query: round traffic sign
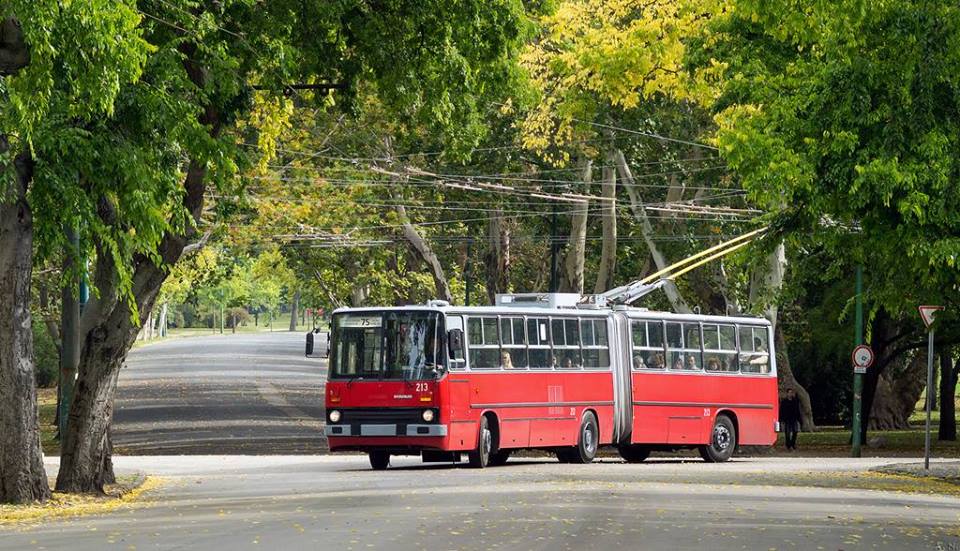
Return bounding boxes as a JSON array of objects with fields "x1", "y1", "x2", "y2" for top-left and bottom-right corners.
[{"x1": 852, "y1": 345, "x2": 874, "y2": 369}]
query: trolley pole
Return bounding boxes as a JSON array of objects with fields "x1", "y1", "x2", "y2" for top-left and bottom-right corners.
[{"x1": 851, "y1": 265, "x2": 864, "y2": 458}]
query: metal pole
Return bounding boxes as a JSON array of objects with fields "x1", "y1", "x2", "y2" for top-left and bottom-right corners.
[
  {"x1": 59, "y1": 229, "x2": 80, "y2": 442},
  {"x1": 925, "y1": 328, "x2": 935, "y2": 470},
  {"x1": 851, "y1": 265, "x2": 864, "y2": 458}
]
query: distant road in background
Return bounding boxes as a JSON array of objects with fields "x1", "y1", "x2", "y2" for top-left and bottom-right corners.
[{"x1": 113, "y1": 332, "x2": 327, "y2": 455}]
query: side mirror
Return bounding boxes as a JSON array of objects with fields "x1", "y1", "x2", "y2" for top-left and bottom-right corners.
[
  {"x1": 305, "y1": 331, "x2": 315, "y2": 357},
  {"x1": 447, "y1": 328, "x2": 464, "y2": 359}
]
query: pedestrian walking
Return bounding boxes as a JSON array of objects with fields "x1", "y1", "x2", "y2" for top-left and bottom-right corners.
[{"x1": 780, "y1": 388, "x2": 801, "y2": 450}]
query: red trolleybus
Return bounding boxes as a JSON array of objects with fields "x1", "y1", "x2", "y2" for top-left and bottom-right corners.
[{"x1": 321, "y1": 294, "x2": 778, "y2": 469}]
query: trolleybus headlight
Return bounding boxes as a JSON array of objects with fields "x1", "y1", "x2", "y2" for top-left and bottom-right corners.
[
  {"x1": 421, "y1": 409, "x2": 435, "y2": 422},
  {"x1": 328, "y1": 410, "x2": 341, "y2": 423}
]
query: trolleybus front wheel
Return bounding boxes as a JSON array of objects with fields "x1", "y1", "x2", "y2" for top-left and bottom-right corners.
[
  {"x1": 699, "y1": 415, "x2": 736, "y2": 463},
  {"x1": 468, "y1": 416, "x2": 493, "y2": 468},
  {"x1": 369, "y1": 451, "x2": 390, "y2": 470}
]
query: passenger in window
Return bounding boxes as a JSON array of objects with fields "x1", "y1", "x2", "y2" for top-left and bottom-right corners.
[
  {"x1": 633, "y1": 355, "x2": 646, "y2": 369},
  {"x1": 501, "y1": 351, "x2": 514, "y2": 369},
  {"x1": 651, "y1": 353, "x2": 665, "y2": 369},
  {"x1": 749, "y1": 338, "x2": 770, "y2": 372},
  {"x1": 685, "y1": 355, "x2": 699, "y2": 370},
  {"x1": 706, "y1": 357, "x2": 720, "y2": 371},
  {"x1": 672, "y1": 357, "x2": 684, "y2": 370},
  {"x1": 562, "y1": 356, "x2": 574, "y2": 369}
]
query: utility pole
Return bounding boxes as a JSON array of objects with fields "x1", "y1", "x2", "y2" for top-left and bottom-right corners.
[
  {"x1": 549, "y1": 207, "x2": 558, "y2": 293},
  {"x1": 851, "y1": 265, "x2": 864, "y2": 457},
  {"x1": 465, "y1": 239, "x2": 473, "y2": 306}
]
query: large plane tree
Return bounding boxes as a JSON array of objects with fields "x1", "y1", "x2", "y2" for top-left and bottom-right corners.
[{"x1": 1, "y1": 0, "x2": 528, "y2": 497}]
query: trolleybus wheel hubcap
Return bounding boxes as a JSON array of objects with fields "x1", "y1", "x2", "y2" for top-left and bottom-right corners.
[
  {"x1": 714, "y1": 425, "x2": 731, "y2": 450},
  {"x1": 482, "y1": 428, "x2": 492, "y2": 456},
  {"x1": 584, "y1": 424, "x2": 596, "y2": 454}
]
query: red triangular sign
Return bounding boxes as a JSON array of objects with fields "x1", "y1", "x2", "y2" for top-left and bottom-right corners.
[{"x1": 919, "y1": 305, "x2": 943, "y2": 328}]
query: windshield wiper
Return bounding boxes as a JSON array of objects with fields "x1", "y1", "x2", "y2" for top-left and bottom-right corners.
[
  {"x1": 401, "y1": 366, "x2": 415, "y2": 389},
  {"x1": 346, "y1": 375, "x2": 363, "y2": 389}
]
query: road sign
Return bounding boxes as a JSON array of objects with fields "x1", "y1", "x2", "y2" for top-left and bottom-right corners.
[
  {"x1": 918, "y1": 305, "x2": 943, "y2": 328},
  {"x1": 919, "y1": 305, "x2": 944, "y2": 470},
  {"x1": 851, "y1": 344, "x2": 874, "y2": 374}
]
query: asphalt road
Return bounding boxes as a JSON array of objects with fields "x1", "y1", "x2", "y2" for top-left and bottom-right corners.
[
  {"x1": 113, "y1": 332, "x2": 327, "y2": 454},
  {"x1": 6, "y1": 456, "x2": 960, "y2": 550}
]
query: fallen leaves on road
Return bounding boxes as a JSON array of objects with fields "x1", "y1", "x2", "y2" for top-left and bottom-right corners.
[{"x1": 0, "y1": 476, "x2": 162, "y2": 525}]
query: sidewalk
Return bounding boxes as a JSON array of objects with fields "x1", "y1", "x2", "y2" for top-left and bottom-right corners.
[{"x1": 873, "y1": 461, "x2": 960, "y2": 484}]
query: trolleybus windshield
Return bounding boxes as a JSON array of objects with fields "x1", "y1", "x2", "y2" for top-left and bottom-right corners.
[{"x1": 330, "y1": 312, "x2": 442, "y2": 381}]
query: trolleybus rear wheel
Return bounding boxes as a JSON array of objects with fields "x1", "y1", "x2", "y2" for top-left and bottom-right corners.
[
  {"x1": 468, "y1": 416, "x2": 493, "y2": 468},
  {"x1": 699, "y1": 415, "x2": 736, "y2": 463},
  {"x1": 369, "y1": 451, "x2": 390, "y2": 470},
  {"x1": 570, "y1": 411, "x2": 599, "y2": 464},
  {"x1": 617, "y1": 444, "x2": 650, "y2": 463},
  {"x1": 488, "y1": 449, "x2": 511, "y2": 466}
]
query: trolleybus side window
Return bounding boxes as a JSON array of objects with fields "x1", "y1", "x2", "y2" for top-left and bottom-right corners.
[
  {"x1": 527, "y1": 317, "x2": 552, "y2": 369},
  {"x1": 446, "y1": 315, "x2": 466, "y2": 370},
  {"x1": 551, "y1": 317, "x2": 581, "y2": 369},
  {"x1": 667, "y1": 322, "x2": 702, "y2": 371},
  {"x1": 631, "y1": 320, "x2": 666, "y2": 369},
  {"x1": 500, "y1": 316, "x2": 528, "y2": 369},
  {"x1": 739, "y1": 326, "x2": 770, "y2": 374},
  {"x1": 581, "y1": 319, "x2": 610, "y2": 368},
  {"x1": 703, "y1": 323, "x2": 738, "y2": 372},
  {"x1": 467, "y1": 317, "x2": 500, "y2": 369}
]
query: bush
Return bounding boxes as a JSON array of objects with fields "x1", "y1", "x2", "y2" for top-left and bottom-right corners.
[
  {"x1": 32, "y1": 320, "x2": 59, "y2": 388},
  {"x1": 226, "y1": 307, "x2": 252, "y2": 328}
]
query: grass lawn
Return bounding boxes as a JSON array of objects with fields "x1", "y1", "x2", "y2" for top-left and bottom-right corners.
[
  {"x1": 37, "y1": 387, "x2": 59, "y2": 456},
  {"x1": 780, "y1": 427, "x2": 960, "y2": 457}
]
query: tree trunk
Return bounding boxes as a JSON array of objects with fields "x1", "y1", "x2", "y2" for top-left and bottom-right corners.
[
  {"x1": 350, "y1": 285, "x2": 368, "y2": 307},
  {"x1": 868, "y1": 350, "x2": 927, "y2": 430},
  {"x1": 593, "y1": 158, "x2": 617, "y2": 294},
  {"x1": 157, "y1": 302, "x2": 168, "y2": 338},
  {"x1": 614, "y1": 149, "x2": 690, "y2": 313},
  {"x1": 774, "y1": 324, "x2": 815, "y2": 432},
  {"x1": 560, "y1": 161, "x2": 590, "y2": 294},
  {"x1": 938, "y1": 351, "x2": 956, "y2": 441},
  {"x1": 288, "y1": 289, "x2": 300, "y2": 331},
  {"x1": 484, "y1": 210, "x2": 510, "y2": 304},
  {"x1": 763, "y1": 243, "x2": 815, "y2": 431},
  {"x1": 395, "y1": 203, "x2": 453, "y2": 303},
  {"x1": 0, "y1": 148, "x2": 51, "y2": 503},
  {"x1": 57, "y1": 42, "x2": 219, "y2": 490}
]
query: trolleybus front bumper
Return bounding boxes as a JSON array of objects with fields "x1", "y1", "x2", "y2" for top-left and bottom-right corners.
[{"x1": 324, "y1": 424, "x2": 448, "y2": 437}]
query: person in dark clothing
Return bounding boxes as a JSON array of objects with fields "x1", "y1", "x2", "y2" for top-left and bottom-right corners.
[{"x1": 780, "y1": 388, "x2": 802, "y2": 450}]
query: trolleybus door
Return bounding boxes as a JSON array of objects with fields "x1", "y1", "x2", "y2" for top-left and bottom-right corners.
[{"x1": 611, "y1": 311, "x2": 633, "y2": 444}]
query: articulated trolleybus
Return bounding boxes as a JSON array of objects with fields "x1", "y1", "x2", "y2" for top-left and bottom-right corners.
[{"x1": 323, "y1": 293, "x2": 778, "y2": 470}]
